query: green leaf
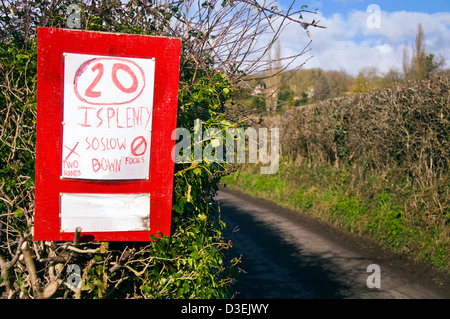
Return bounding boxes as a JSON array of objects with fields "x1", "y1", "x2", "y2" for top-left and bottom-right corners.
[
  {"x1": 14, "y1": 208, "x2": 23, "y2": 218},
  {"x1": 220, "y1": 119, "x2": 231, "y2": 127},
  {"x1": 190, "y1": 250, "x2": 200, "y2": 260},
  {"x1": 140, "y1": 284, "x2": 151, "y2": 294}
]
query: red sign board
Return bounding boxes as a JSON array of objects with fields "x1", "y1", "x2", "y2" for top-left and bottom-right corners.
[{"x1": 34, "y1": 27, "x2": 181, "y2": 241}]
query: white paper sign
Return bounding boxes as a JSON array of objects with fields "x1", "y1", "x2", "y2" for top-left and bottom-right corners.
[
  {"x1": 60, "y1": 193, "x2": 150, "y2": 232},
  {"x1": 62, "y1": 53, "x2": 155, "y2": 180}
]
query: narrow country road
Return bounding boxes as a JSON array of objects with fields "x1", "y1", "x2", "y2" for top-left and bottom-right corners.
[{"x1": 217, "y1": 188, "x2": 450, "y2": 299}]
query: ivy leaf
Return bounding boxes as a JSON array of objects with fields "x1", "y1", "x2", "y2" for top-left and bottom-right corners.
[
  {"x1": 220, "y1": 119, "x2": 231, "y2": 127},
  {"x1": 14, "y1": 209, "x2": 23, "y2": 218},
  {"x1": 190, "y1": 250, "x2": 200, "y2": 260}
]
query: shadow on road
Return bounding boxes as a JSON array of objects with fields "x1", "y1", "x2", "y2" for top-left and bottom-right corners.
[
  {"x1": 220, "y1": 197, "x2": 357, "y2": 299},
  {"x1": 217, "y1": 188, "x2": 450, "y2": 299}
]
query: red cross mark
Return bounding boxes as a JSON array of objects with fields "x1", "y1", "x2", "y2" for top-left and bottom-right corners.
[{"x1": 64, "y1": 142, "x2": 80, "y2": 161}]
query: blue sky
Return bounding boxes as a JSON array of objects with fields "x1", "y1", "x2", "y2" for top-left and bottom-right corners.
[
  {"x1": 310, "y1": 0, "x2": 450, "y2": 15},
  {"x1": 275, "y1": 0, "x2": 450, "y2": 75}
]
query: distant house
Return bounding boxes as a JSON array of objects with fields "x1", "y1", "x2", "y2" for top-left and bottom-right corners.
[
  {"x1": 307, "y1": 85, "x2": 315, "y2": 98},
  {"x1": 252, "y1": 85, "x2": 265, "y2": 96}
]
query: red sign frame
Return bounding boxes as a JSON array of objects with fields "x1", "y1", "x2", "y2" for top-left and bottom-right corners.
[{"x1": 34, "y1": 27, "x2": 181, "y2": 241}]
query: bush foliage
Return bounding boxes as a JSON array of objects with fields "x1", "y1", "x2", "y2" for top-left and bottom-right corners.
[
  {"x1": 0, "y1": 0, "x2": 241, "y2": 299},
  {"x1": 275, "y1": 70, "x2": 449, "y2": 225}
]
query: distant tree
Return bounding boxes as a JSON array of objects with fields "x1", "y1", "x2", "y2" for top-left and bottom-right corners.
[
  {"x1": 325, "y1": 70, "x2": 353, "y2": 97},
  {"x1": 402, "y1": 42, "x2": 410, "y2": 80},
  {"x1": 411, "y1": 23, "x2": 427, "y2": 80},
  {"x1": 424, "y1": 53, "x2": 446, "y2": 76},
  {"x1": 403, "y1": 23, "x2": 445, "y2": 81},
  {"x1": 380, "y1": 68, "x2": 403, "y2": 88},
  {"x1": 265, "y1": 40, "x2": 282, "y2": 113},
  {"x1": 352, "y1": 66, "x2": 380, "y2": 93},
  {"x1": 314, "y1": 71, "x2": 331, "y2": 100}
]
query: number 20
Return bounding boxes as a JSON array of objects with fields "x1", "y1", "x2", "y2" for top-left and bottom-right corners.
[
  {"x1": 74, "y1": 57, "x2": 146, "y2": 105},
  {"x1": 85, "y1": 62, "x2": 139, "y2": 98}
]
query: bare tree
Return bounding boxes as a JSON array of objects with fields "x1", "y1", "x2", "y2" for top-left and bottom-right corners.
[
  {"x1": 402, "y1": 41, "x2": 410, "y2": 80},
  {"x1": 403, "y1": 23, "x2": 445, "y2": 81},
  {"x1": 265, "y1": 40, "x2": 283, "y2": 113},
  {"x1": 411, "y1": 23, "x2": 427, "y2": 81},
  {"x1": 168, "y1": 0, "x2": 322, "y2": 79}
]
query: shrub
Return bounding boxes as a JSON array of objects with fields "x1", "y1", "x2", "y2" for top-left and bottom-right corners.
[{"x1": 0, "y1": 0, "x2": 237, "y2": 299}]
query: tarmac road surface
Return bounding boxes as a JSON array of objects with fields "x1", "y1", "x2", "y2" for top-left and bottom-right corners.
[{"x1": 217, "y1": 188, "x2": 450, "y2": 299}]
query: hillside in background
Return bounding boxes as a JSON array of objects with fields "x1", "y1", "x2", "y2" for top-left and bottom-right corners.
[
  {"x1": 236, "y1": 65, "x2": 446, "y2": 112},
  {"x1": 235, "y1": 23, "x2": 446, "y2": 113}
]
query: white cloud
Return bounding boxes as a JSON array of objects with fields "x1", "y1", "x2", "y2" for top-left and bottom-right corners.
[
  {"x1": 376, "y1": 43, "x2": 393, "y2": 54},
  {"x1": 278, "y1": 8, "x2": 450, "y2": 76}
]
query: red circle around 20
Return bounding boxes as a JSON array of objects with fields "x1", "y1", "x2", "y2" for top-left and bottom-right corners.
[{"x1": 74, "y1": 57, "x2": 146, "y2": 106}]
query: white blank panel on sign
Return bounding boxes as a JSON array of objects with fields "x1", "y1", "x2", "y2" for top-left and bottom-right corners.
[{"x1": 60, "y1": 193, "x2": 150, "y2": 232}]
